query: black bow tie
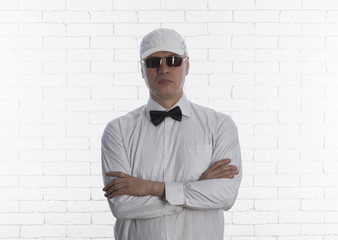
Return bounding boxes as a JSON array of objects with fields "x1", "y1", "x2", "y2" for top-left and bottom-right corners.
[{"x1": 150, "y1": 106, "x2": 182, "y2": 126}]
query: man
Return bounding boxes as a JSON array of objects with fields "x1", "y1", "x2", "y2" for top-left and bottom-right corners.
[{"x1": 101, "y1": 28, "x2": 242, "y2": 240}]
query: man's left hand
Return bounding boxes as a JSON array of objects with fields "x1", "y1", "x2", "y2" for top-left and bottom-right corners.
[{"x1": 103, "y1": 172, "x2": 164, "y2": 199}]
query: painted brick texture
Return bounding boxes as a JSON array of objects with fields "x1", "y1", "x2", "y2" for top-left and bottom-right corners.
[{"x1": 1, "y1": 0, "x2": 338, "y2": 239}]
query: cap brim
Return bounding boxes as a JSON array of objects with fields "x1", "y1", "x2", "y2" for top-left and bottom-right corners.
[{"x1": 141, "y1": 46, "x2": 185, "y2": 59}]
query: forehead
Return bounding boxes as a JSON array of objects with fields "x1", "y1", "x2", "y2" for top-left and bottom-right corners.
[{"x1": 147, "y1": 51, "x2": 181, "y2": 58}]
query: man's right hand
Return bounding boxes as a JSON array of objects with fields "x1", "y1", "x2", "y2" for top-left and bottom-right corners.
[{"x1": 199, "y1": 158, "x2": 239, "y2": 181}]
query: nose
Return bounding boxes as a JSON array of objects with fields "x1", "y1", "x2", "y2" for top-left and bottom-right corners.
[{"x1": 158, "y1": 58, "x2": 170, "y2": 73}]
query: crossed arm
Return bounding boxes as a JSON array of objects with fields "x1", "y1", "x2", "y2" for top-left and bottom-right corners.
[{"x1": 103, "y1": 158, "x2": 239, "y2": 199}]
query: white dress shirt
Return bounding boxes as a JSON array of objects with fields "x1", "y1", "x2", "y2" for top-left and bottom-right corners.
[{"x1": 101, "y1": 95, "x2": 242, "y2": 240}]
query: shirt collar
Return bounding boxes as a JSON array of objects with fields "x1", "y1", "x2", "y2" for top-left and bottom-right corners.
[{"x1": 146, "y1": 94, "x2": 192, "y2": 120}]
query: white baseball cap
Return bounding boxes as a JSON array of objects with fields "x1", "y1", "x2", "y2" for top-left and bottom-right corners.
[{"x1": 140, "y1": 28, "x2": 188, "y2": 60}]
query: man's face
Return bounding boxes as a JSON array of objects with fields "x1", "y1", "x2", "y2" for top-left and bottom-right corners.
[{"x1": 141, "y1": 51, "x2": 189, "y2": 106}]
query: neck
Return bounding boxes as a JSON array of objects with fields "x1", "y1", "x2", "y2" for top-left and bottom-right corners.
[{"x1": 151, "y1": 93, "x2": 183, "y2": 109}]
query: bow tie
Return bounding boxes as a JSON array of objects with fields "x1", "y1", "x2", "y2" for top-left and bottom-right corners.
[{"x1": 150, "y1": 106, "x2": 182, "y2": 126}]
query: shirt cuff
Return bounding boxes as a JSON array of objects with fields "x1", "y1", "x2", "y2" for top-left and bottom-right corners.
[{"x1": 165, "y1": 182, "x2": 185, "y2": 206}]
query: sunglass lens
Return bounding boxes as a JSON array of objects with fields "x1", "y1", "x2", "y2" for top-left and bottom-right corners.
[{"x1": 145, "y1": 58, "x2": 161, "y2": 68}]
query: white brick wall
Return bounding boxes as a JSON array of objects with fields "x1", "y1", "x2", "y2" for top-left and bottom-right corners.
[{"x1": 1, "y1": 0, "x2": 338, "y2": 238}]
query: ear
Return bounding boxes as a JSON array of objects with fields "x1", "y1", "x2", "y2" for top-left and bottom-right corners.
[
  {"x1": 140, "y1": 61, "x2": 145, "y2": 79},
  {"x1": 185, "y1": 57, "x2": 190, "y2": 76}
]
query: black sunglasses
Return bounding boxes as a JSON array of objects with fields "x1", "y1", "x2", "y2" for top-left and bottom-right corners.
[{"x1": 142, "y1": 56, "x2": 187, "y2": 68}]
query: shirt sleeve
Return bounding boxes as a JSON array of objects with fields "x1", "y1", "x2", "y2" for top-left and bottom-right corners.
[
  {"x1": 165, "y1": 115, "x2": 242, "y2": 210},
  {"x1": 101, "y1": 119, "x2": 182, "y2": 220}
]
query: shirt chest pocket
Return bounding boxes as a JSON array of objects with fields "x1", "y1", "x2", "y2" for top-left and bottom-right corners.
[{"x1": 184, "y1": 144, "x2": 213, "y2": 181}]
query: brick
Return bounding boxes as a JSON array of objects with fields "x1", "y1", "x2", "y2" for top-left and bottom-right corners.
[
  {"x1": 326, "y1": 137, "x2": 338, "y2": 149},
  {"x1": 68, "y1": 100, "x2": 114, "y2": 111},
  {"x1": 114, "y1": 0, "x2": 160, "y2": 10},
  {"x1": 325, "y1": 188, "x2": 338, "y2": 198},
  {"x1": 279, "y1": 136, "x2": 323, "y2": 149},
  {"x1": 278, "y1": 112, "x2": 324, "y2": 124},
  {"x1": 67, "y1": 24, "x2": 114, "y2": 36},
  {"x1": 20, "y1": 74, "x2": 66, "y2": 87},
  {"x1": 234, "y1": 10, "x2": 279, "y2": 22},
  {"x1": 254, "y1": 149, "x2": 300, "y2": 162},
  {"x1": 138, "y1": 11, "x2": 185, "y2": 22},
  {"x1": 0, "y1": 150, "x2": 18, "y2": 161},
  {"x1": 21, "y1": 176, "x2": 66, "y2": 187},
  {"x1": 114, "y1": 23, "x2": 160, "y2": 36},
  {"x1": 0, "y1": 87, "x2": 43, "y2": 100},
  {"x1": 327, "y1": 62, "x2": 338, "y2": 73},
  {"x1": 302, "y1": 124, "x2": 338, "y2": 136},
  {"x1": 91, "y1": 112, "x2": 119, "y2": 124},
  {"x1": 67, "y1": 176, "x2": 102, "y2": 187},
  {"x1": 0, "y1": 23, "x2": 19, "y2": 36},
  {"x1": 92, "y1": 212, "x2": 116, "y2": 224},
  {"x1": 303, "y1": 24, "x2": 338, "y2": 36},
  {"x1": 20, "y1": 49, "x2": 66, "y2": 61},
  {"x1": 232, "y1": 36, "x2": 278, "y2": 48},
  {"x1": 208, "y1": 0, "x2": 254, "y2": 9},
  {"x1": 0, "y1": 162, "x2": 43, "y2": 175},
  {"x1": 91, "y1": 11, "x2": 137, "y2": 23},
  {"x1": 279, "y1": 187, "x2": 324, "y2": 199},
  {"x1": 0, "y1": 36, "x2": 42, "y2": 49},
  {"x1": 0, "y1": 126, "x2": 19, "y2": 137},
  {"x1": 254, "y1": 175, "x2": 299, "y2": 187},
  {"x1": 0, "y1": 0, "x2": 18, "y2": 9},
  {"x1": 302, "y1": 49, "x2": 338, "y2": 61},
  {"x1": 44, "y1": 37, "x2": 89, "y2": 49},
  {"x1": 186, "y1": 11, "x2": 232, "y2": 22},
  {"x1": 0, "y1": 176, "x2": 19, "y2": 187},
  {"x1": 20, "y1": 23, "x2": 65, "y2": 36},
  {"x1": 279, "y1": 36, "x2": 324, "y2": 49},
  {"x1": 209, "y1": 74, "x2": 255, "y2": 86},
  {"x1": 67, "y1": 200, "x2": 108, "y2": 212},
  {"x1": 0, "y1": 62, "x2": 42, "y2": 74},
  {"x1": 303, "y1": 0, "x2": 338, "y2": 9},
  {"x1": 302, "y1": 200, "x2": 338, "y2": 211},
  {"x1": 44, "y1": 87, "x2": 90, "y2": 99},
  {"x1": 238, "y1": 187, "x2": 277, "y2": 199},
  {"x1": 19, "y1": 0, "x2": 65, "y2": 10},
  {"x1": 0, "y1": 100, "x2": 19, "y2": 111},
  {"x1": 279, "y1": 86, "x2": 325, "y2": 98},
  {"x1": 326, "y1": 36, "x2": 338, "y2": 48},
  {"x1": 68, "y1": 49, "x2": 114, "y2": 61},
  {"x1": 91, "y1": 36, "x2": 137, "y2": 49},
  {"x1": 186, "y1": 86, "x2": 232, "y2": 99},
  {"x1": 301, "y1": 150, "x2": 338, "y2": 161},
  {"x1": 301, "y1": 224, "x2": 338, "y2": 235},
  {"x1": 233, "y1": 86, "x2": 277, "y2": 98},
  {"x1": 0, "y1": 137, "x2": 42, "y2": 150},
  {"x1": 256, "y1": 23, "x2": 301, "y2": 35},
  {"x1": 0, "y1": 201, "x2": 19, "y2": 212},
  {"x1": 209, "y1": 23, "x2": 254, "y2": 35},
  {"x1": 67, "y1": 125, "x2": 105, "y2": 137},
  {"x1": 231, "y1": 112, "x2": 277, "y2": 124},
  {"x1": 255, "y1": 224, "x2": 300, "y2": 236},
  {"x1": 255, "y1": 199, "x2": 300, "y2": 211},
  {"x1": 222, "y1": 225, "x2": 255, "y2": 236},
  {"x1": 255, "y1": 49, "x2": 300, "y2": 61},
  {"x1": 45, "y1": 213, "x2": 91, "y2": 225},
  {"x1": 186, "y1": 36, "x2": 229, "y2": 49},
  {"x1": 161, "y1": 0, "x2": 206, "y2": 9},
  {"x1": 190, "y1": 61, "x2": 232, "y2": 74},
  {"x1": 20, "y1": 200, "x2": 66, "y2": 213},
  {"x1": 20, "y1": 100, "x2": 66, "y2": 112},
  {"x1": 0, "y1": 226, "x2": 19, "y2": 237},
  {"x1": 45, "y1": 162, "x2": 90, "y2": 175},
  {"x1": 325, "y1": 212, "x2": 338, "y2": 223},
  {"x1": 67, "y1": 150, "x2": 100, "y2": 162},
  {"x1": 0, "y1": 188, "x2": 43, "y2": 200},
  {"x1": 301, "y1": 175, "x2": 338, "y2": 187},
  {"x1": 256, "y1": 0, "x2": 301, "y2": 9},
  {"x1": 302, "y1": 99, "x2": 338, "y2": 111},
  {"x1": 21, "y1": 225, "x2": 66, "y2": 238},
  {"x1": 91, "y1": 61, "x2": 138, "y2": 73},
  {"x1": 209, "y1": 99, "x2": 254, "y2": 112},
  {"x1": 255, "y1": 99, "x2": 300, "y2": 111},
  {"x1": 255, "y1": 124, "x2": 299, "y2": 136},
  {"x1": 91, "y1": 86, "x2": 137, "y2": 99},
  {"x1": 280, "y1": 212, "x2": 324, "y2": 224},
  {"x1": 43, "y1": 62, "x2": 90, "y2": 73},
  {"x1": 44, "y1": 188, "x2": 90, "y2": 200},
  {"x1": 68, "y1": 225, "x2": 114, "y2": 237},
  {"x1": 280, "y1": 10, "x2": 325, "y2": 22},
  {"x1": 0, "y1": 213, "x2": 44, "y2": 225},
  {"x1": 209, "y1": 49, "x2": 254, "y2": 61},
  {"x1": 21, "y1": 125, "x2": 66, "y2": 137},
  {"x1": 257, "y1": 74, "x2": 301, "y2": 86},
  {"x1": 43, "y1": 11, "x2": 89, "y2": 22},
  {"x1": 44, "y1": 112, "x2": 89, "y2": 124},
  {"x1": 234, "y1": 62, "x2": 279, "y2": 73},
  {"x1": 66, "y1": 0, "x2": 112, "y2": 10},
  {"x1": 233, "y1": 212, "x2": 278, "y2": 224},
  {"x1": 278, "y1": 162, "x2": 323, "y2": 175}
]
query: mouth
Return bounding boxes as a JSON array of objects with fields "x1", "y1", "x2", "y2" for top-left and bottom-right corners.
[{"x1": 157, "y1": 78, "x2": 173, "y2": 84}]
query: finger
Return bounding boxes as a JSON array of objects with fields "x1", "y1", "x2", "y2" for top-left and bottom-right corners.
[
  {"x1": 104, "y1": 182, "x2": 128, "y2": 197},
  {"x1": 105, "y1": 171, "x2": 128, "y2": 178},
  {"x1": 103, "y1": 177, "x2": 123, "y2": 191},
  {"x1": 106, "y1": 187, "x2": 128, "y2": 199},
  {"x1": 212, "y1": 165, "x2": 237, "y2": 175},
  {"x1": 215, "y1": 169, "x2": 239, "y2": 179},
  {"x1": 210, "y1": 159, "x2": 231, "y2": 171}
]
